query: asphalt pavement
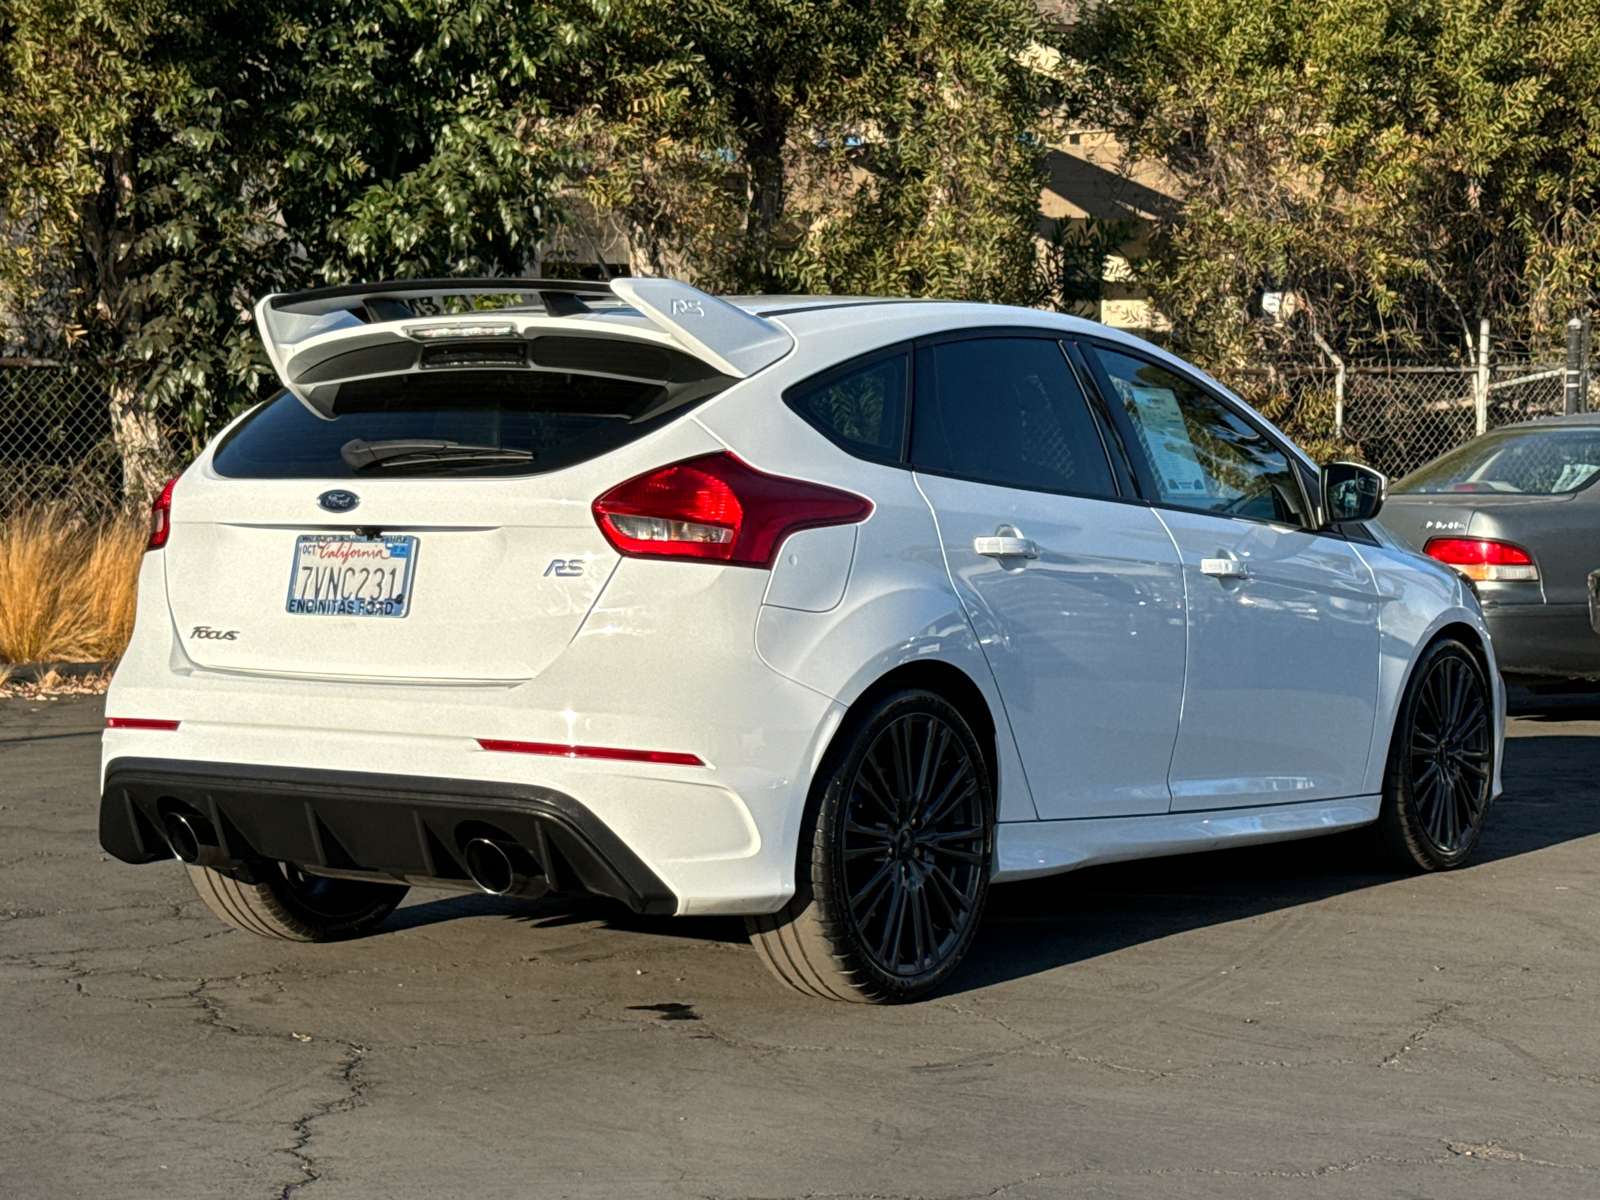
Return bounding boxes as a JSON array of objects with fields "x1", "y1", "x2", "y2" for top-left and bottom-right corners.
[{"x1": 2, "y1": 692, "x2": 1597, "y2": 1199}]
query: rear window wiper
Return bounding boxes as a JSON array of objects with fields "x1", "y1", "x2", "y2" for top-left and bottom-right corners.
[{"x1": 340, "y1": 438, "x2": 535, "y2": 471}]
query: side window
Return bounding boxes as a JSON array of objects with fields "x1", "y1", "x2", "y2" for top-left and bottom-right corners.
[
  {"x1": 784, "y1": 350, "x2": 908, "y2": 464},
  {"x1": 910, "y1": 337, "x2": 1117, "y2": 498},
  {"x1": 1092, "y1": 346, "x2": 1309, "y2": 526}
]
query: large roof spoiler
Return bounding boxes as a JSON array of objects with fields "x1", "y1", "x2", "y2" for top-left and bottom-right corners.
[{"x1": 253, "y1": 277, "x2": 794, "y2": 417}]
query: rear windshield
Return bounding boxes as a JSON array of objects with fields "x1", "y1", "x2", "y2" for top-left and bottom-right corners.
[
  {"x1": 1393, "y1": 426, "x2": 1600, "y2": 496},
  {"x1": 212, "y1": 367, "x2": 729, "y2": 479}
]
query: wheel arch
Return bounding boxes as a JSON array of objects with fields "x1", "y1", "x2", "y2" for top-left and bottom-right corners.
[{"x1": 839, "y1": 659, "x2": 1000, "y2": 791}]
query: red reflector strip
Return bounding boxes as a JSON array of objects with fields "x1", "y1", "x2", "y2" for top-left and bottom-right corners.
[
  {"x1": 106, "y1": 717, "x2": 181, "y2": 731},
  {"x1": 476, "y1": 738, "x2": 704, "y2": 767}
]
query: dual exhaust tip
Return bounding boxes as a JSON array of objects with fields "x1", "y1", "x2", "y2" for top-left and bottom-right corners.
[
  {"x1": 162, "y1": 810, "x2": 231, "y2": 869},
  {"x1": 163, "y1": 808, "x2": 548, "y2": 901},
  {"x1": 463, "y1": 837, "x2": 549, "y2": 899}
]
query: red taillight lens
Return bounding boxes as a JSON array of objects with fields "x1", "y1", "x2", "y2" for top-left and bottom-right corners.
[
  {"x1": 147, "y1": 476, "x2": 179, "y2": 551},
  {"x1": 592, "y1": 452, "x2": 873, "y2": 567},
  {"x1": 105, "y1": 717, "x2": 181, "y2": 731},
  {"x1": 1424, "y1": 537, "x2": 1540, "y2": 582}
]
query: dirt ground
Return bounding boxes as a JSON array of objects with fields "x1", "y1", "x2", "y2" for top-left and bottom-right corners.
[{"x1": 2, "y1": 692, "x2": 1596, "y2": 1199}]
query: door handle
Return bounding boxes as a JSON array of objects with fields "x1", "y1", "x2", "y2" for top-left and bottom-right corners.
[
  {"x1": 1200, "y1": 556, "x2": 1249, "y2": 579},
  {"x1": 974, "y1": 536, "x2": 1039, "y2": 559}
]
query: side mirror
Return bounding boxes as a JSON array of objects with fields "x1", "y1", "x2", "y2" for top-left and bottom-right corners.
[{"x1": 1321, "y1": 461, "x2": 1386, "y2": 526}]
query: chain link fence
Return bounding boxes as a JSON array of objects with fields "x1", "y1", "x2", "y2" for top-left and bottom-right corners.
[
  {"x1": 2, "y1": 355, "x2": 1596, "y2": 515},
  {"x1": 0, "y1": 360, "x2": 179, "y2": 517},
  {"x1": 1223, "y1": 360, "x2": 1595, "y2": 481}
]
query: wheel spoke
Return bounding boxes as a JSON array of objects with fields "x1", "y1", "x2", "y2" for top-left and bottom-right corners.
[
  {"x1": 849, "y1": 859, "x2": 896, "y2": 920},
  {"x1": 924, "y1": 864, "x2": 965, "y2": 926},
  {"x1": 932, "y1": 864, "x2": 975, "y2": 924},
  {"x1": 913, "y1": 724, "x2": 946, "y2": 807},
  {"x1": 908, "y1": 881, "x2": 929, "y2": 969},
  {"x1": 1421, "y1": 771, "x2": 1448, "y2": 845},
  {"x1": 923, "y1": 765, "x2": 977, "y2": 828}
]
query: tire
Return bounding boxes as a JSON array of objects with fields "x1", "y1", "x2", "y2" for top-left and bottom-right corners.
[
  {"x1": 747, "y1": 688, "x2": 994, "y2": 1003},
  {"x1": 185, "y1": 861, "x2": 408, "y2": 941},
  {"x1": 1367, "y1": 638, "x2": 1495, "y2": 872}
]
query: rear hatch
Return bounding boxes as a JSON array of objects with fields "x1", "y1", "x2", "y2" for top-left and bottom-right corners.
[
  {"x1": 158, "y1": 277, "x2": 799, "y2": 683},
  {"x1": 166, "y1": 358, "x2": 730, "y2": 683}
]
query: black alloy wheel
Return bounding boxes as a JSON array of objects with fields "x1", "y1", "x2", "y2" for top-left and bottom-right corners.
[
  {"x1": 1371, "y1": 639, "x2": 1495, "y2": 871},
  {"x1": 745, "y1": 688, "x2": 994, "y2": 1003},
  {"x1": 836, "y1": 711, "x2": 988, "y2": 978}
]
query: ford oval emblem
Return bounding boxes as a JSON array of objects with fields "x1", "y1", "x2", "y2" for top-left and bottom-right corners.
[{"x1": 317, "y1": 489, "x2": 360, "y2": 513}]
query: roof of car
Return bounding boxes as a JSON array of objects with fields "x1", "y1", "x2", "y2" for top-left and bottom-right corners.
[{"x1": 1504, "y1": 411, "x2": 1600, "y2": 429}]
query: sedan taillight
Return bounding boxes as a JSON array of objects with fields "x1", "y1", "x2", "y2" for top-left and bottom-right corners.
[
  {"x1": 1424, "y1": 537, "x2": 1540, "y2": 582},
  {"x1": 592, "y1": 452, "x2": 872, "y2": 568}
]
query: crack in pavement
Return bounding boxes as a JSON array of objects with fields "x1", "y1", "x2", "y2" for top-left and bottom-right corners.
[
  {"x1": 1381, "y1": 1001, "x2": 1457, "y2": 1068},
  {"x1": 278, "y1": 1041, "x2": 370, "y2": 1200}
]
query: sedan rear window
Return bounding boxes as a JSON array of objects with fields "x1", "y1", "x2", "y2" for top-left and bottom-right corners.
[
  {"x1": 1394, "y1": 426, "x2": 1600, "y2": 495},
  {"x1": 213, "y1": 366, "x2": 730, "y2": 479}
]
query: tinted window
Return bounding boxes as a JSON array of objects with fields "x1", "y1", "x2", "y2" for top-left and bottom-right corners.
[
  {"x1": 785, "y1": 350, "x2": 908, "y2": 464},
  {"x1": 910, "y1": 337, "x2": 1116, "y2": 497},
  {"x1": 1093, "y1": 347, "x2": 1308, "y2": 526},
  {"x1": 213, "y1": 369, "x2": 724, "y2": 479},
  {"x1": 1394, "y1": 426, "x2": 1600, "y2": 495}
]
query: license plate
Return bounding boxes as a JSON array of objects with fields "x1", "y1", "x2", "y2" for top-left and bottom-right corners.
[{"x1": 285, "y1": 535, "x2": 417, "y2": 617}]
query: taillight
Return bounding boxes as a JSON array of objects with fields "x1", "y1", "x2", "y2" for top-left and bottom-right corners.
[
  {"x1": 1424, "y1": 537, "x2": 1540, "y2": 582},
  {"x1": 592, "y1": 452, "x2": 873, "y2": 567},
  {"x1": 106, "y1": 717, "x2": 181, "y2": 731},
  {"x1": 147, "y1": 476, "x2": 179, "y2": 551}
]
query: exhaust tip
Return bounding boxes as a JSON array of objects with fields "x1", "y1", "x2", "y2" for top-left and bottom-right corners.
[
  {"x1": 163, "y1": 810, "x2": 222, "y2": 866},
  {"x1": 463, "y1": 837, "x2": 548, "y2": 899},
  {"x1": 464, "y1": 837, "x2": 515, "y2": 895}
]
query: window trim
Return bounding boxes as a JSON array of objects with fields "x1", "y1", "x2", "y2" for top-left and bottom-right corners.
[
  {"x1": 906, "y1": 328, "x2": 1128, "y2": 502},
  {"x1": 781, "y1": 341, "x2": 913, "y2": 467},
  {"x1": 1074, "y1": 337, "x2": 1320, "y2": 531}
]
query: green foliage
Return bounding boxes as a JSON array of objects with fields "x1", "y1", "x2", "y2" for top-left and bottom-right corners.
[
  {"x1": 1064, "y1": 0, "x2": 1600, "y2": 368},
  {"x1": 2, "y1": 0, "x2": 612, "y2": 444},
  {"x1": 3, "y1": 0, "x2": 1057, "y2": 465},
  {"x1": 1039, "y1": 213, "x2": 1138, "y2": 314},
  {"x1": 585, "y1": 0, "x2": 1053, "y2": 301}
]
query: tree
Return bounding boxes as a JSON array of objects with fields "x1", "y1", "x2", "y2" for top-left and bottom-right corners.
[
  {"x1": 583, "y1": 0, "x2": 1053, "y2": 302},
  {"x1": 2, "y1": 0, "x2": 608, "y2": 501},
  {"x1": 1063, "y1": 0, "x2": 1600, "y2": 369},
  {"x1": 3, "y1": 0, "x2": 1057, "y2": 506}
]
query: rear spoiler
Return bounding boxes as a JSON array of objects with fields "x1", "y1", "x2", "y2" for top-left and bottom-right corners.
[{"x1": 252, "y1": 277, "x2": 794, "y2": 417}]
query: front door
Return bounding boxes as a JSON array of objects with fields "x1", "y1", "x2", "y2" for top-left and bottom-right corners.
[
  {"x1": 911, "y1": 333, "x2": 1188, "y2": 820},
  {"x1": 1083, "y1": 343, "x2": 1382, "y2": 811}
]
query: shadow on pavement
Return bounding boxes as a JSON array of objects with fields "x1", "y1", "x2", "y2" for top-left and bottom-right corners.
[{"x1": 372, "y1": 723, "x2": 1600, "y2": 997}]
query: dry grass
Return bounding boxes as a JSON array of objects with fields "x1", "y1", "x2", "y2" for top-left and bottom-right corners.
[{"x1": 0, "y1": 505, "x2": 146, "y2": 664}]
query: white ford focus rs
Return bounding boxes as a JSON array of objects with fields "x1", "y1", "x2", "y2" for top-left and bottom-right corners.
[{"x1": 100, "y1": 277, "x2": 1505, "y2": 1002}]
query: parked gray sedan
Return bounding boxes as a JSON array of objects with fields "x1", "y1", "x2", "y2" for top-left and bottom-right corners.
[{"x1": 1381, "y1": 413, "x2": 1600, "y2": 683}]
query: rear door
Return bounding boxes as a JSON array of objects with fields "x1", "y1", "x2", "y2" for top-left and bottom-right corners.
[
  {"x1": 911, "y1": 333, "x2": 1188, "y2": 820},
  {"x1": 1081, "y1": 341, "x2": 1382, "y2": 811}
]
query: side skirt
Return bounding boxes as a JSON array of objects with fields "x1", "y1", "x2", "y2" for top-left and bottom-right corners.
[{"x1": 992, "y1": 795, "x2": 1381, "y2": 884}]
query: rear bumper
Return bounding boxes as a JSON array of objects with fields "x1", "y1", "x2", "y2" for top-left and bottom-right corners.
[
  {"x1": 101, "y1": 758, "x2": 677, "y2": 914},
  {"x1": 1485, "y1": 603, "x2": 1600, "y2": 681}
]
